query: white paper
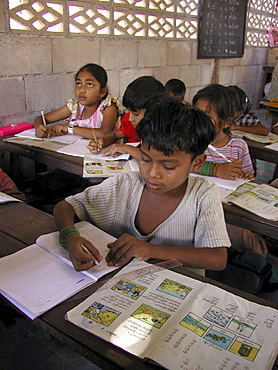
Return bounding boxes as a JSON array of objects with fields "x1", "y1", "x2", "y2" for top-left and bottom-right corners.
[
  {"x1": 190, "y1": 173, "x2": 250, "y2": 191},
  {"x1": 265, "y1": 141, "x2": 278, "y2": 152},
  {"x1": 36, "y1": 221, "x2": 118, "y2": 280},
  {"x1": 57, "y1": 139, "x2": 132, "y2": 160},
  {"x1": 15, "y1": 128, "x2": 81, "y2": 144},
  {"x1": 0, "y1": 245, "x2": 94, "y2": 319},
  {"x1": 0, "y1": 192, "x2": 22, "y2": 204}
]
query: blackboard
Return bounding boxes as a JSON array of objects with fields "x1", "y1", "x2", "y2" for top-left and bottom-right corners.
[{"x1": 197, "y1": 0, "x2": 248, "y2": 59}]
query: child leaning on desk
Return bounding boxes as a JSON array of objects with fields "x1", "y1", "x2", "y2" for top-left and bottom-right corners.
[
  {"x1": 192, "y1": 84, "x2": 255, "y2": 181},
  {"x1": 193, "y1": 84, "x2": 268, "y2": 256},
  {"x1": 53, "y1": 98, "x2": 231, "y2": 276},
  {"x1": 87, "y1": 75, "x2": 165, "y2": 159},
  {"x1": 34, "y1": 63, "x2": 120, "y2": 140},
  {"x1": 229, "y1": 85, "x2": 269, "y2": 136}
]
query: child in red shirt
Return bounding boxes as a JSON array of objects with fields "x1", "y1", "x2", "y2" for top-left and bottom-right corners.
[{"x1": 88, "y1": 76, "x2": 165, "y2": 159}]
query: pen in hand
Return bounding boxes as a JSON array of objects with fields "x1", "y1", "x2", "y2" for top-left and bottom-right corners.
[
  {"x1": 92, "y1": 128, "x2": 100, "y2": 152},
  {"x1": 80, "y1": 244, "x2": 100, "y2": 266},
  {"x1": 41, "y1": 111, "x2": 47, "y2": 126},
  {"x1": 208, "y1": 144, "x2": 231, "y2": 163}
]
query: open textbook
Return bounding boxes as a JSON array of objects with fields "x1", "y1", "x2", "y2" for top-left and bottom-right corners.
[
  {"x1": 0, "y1": 221, "x2": 119, "y2": 319},
  {"x1": 83, "y1": 157, "x2": 139, "y2": 177},
  {"x1": 66, "y1": 261, "x2": 278, "y2": 370},
  {"x1": 223, "y1": 183, "x2": 278, "y2": 221},
  {"x1": 190, "y1": 173, "x2": 250, "y2": 200},
  {"x1": 231, "y1": 130, "x2": 278, "y2": 144}
]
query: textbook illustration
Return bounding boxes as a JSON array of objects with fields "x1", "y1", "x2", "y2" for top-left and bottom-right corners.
[
  {"x1": 83, "y1": 156, "x2": 139, "y2": 177},
  {"x1": 66, "y1": 262, "x2": 278, "y2": 370},
  {"x1": 223, "y1": 183, "x2": 278, "y2": 221}
]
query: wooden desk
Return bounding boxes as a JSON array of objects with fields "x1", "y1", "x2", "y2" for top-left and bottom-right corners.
[
  {"x1": 1, "y1": 202, "x2": 277, "y2": 369},
  {"x1": 0, "y1": 137, "x2": 83, "y2": 182},
  {"x1": 256, "y1": 65, "x2": 274, "y2": 110},
  {"x1": 246, "y1": 138, "x2": 278, "y2": 180},
  {"x1": 266, "y1": 105, "x2": 278, "y2": 127},
  {"x1": 1, "y1": 138, "x2": 278, "y2": 240},
  {"x1": 246, "y1": 139, "x2": 278, "y2": 165}
]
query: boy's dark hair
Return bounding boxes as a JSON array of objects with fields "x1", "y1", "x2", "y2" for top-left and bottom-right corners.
[
  {"x1": 165, "y1": 79, "x2": 186, "y2": 97},
  {"x1": 229, "y1": 85, "x2": 252, "y2": 113},
  {"x1": 75, "y1": 63, "x2": 108, "y2": 91},
  {"x1": 122, "y1": 76, "x2": 165, "y2": 111},
  {"x1": 136, "y1": 97, "x2": 216, "y2": 160},
  {"x1": 192, "y1": 84, "x2": 240, "y2": 123}
]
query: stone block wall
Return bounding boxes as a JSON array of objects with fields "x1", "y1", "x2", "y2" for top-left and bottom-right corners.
[{"x1": 0, "y1": 20, "x2": 268, "y2": 127}]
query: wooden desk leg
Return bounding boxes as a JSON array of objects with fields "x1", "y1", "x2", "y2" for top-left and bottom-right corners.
[
  {"x1": 35, "y1": 161, "x2": 47, "y2": 175},
  {"x1": 10, "y1": 153, "x2": 24, "y2": 183}
]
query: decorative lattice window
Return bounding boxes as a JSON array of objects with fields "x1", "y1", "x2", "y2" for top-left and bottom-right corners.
[{"x1": 7, "y1": 0, "x2": 277, "y2": 46}]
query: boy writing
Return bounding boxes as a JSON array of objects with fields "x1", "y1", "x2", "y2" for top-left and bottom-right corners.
[
  {"x1": 54, "y1": 98, "x2": 230, "y2": 275},
  {"x1": 87, "y1": 76, "x2": 165, "y2": 159}
]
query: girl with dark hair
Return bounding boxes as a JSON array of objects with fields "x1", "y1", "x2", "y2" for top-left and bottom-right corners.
[
  {"x1": 192, "y1": 84, "x2": 255, "y2": 180},
  {"x1": 34, "y1": 63, "x2": 119, "y2": 139}
]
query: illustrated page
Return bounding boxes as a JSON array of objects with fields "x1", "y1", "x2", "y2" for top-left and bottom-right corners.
[{"x1": 66, "y1": 262, "x2": 278, "y2": 370}]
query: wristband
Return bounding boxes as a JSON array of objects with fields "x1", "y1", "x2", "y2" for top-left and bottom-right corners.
[
  {"x1": 200, "y1": 161, "x2": 216, "y2": 176},
  {"x1": 59, "y1": 225, "x2": 80, "y2": 249}
]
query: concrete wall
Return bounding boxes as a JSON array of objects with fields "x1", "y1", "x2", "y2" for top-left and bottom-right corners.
[{"x1": 0, "y1": 27, "x2": 268, "y2": 127}]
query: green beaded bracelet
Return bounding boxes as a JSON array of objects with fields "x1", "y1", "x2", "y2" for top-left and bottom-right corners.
[{"x1": 59, "y1": 225, "x2": 80, "y2": 249}]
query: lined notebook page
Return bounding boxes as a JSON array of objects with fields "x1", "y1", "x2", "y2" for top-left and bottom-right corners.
[
  {"x1": 0, "y1": 244, "x2": 94, "y2": 319},
  {"x1": 36, "y1": 221, "x2": 118, "y2": 280}
]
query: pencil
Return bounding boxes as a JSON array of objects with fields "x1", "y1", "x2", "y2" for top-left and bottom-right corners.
[
  {"x1": 208, "y1": 144, "x2": 231, "y2": 163},
  {"x1": 92, "y1": 128, "x2": 98, "y2": 144},
  {"x1": 80, "y1": 244, "x2": 100, "y2": 266},
  {"x1": 41, "y1": 111, "x2": 47, "y2": 126}
]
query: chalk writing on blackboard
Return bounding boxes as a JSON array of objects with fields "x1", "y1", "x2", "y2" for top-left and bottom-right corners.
[{"x1": 198, "y1": 0, "x2": 248, "y2": 59}]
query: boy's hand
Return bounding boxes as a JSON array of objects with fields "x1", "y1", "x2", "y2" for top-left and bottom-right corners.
[
  {"x1": 65, "y1": 234, "x2": 102, "y2": 271},
  {"x1": 103, "y1": 144, "x2": 129, "y2": 157},
  {"x1": 88, "y1": 139, "x2": 104, "y2": 153},
  {"x1": 106, "y1": 234, "x2": 151, "y2": 266},
  {"x1": 35, "y1": 125, "x2": 53, "y2": 138},
  {"x1": 52, "y1": 124, "x2": 68, "y2": 136}
]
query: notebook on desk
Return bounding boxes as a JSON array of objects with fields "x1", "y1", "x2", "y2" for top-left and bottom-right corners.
[{"x1": 0, "y1": 221, "x2": 119, "y2": 319}]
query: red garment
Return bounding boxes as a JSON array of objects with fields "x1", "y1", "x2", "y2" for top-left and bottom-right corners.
[
  {"x1": 120, "y1": 113, "x2": 140, "y2": 143},
  {"x1": 0, "y1": 169, "x2": 26, "y2": 200}
]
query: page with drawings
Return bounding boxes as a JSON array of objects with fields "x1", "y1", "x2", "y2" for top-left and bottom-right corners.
[
  {"x1": 0, "y1": 244, "x2": 94, "y2": 319},
  {"x1": 229, "y1": 183, "x2": 278, "y2": 221},
  {"x1": 36, "y1": 221, "x2": 119, "y2": 281},
  {"x1": 66, "y1": 262, "x2": 278, "y2": 370}
]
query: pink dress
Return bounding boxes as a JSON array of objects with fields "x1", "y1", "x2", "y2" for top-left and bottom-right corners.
[{"x1": 67, "y1": 94, "x2": 120, "y2": 129}]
